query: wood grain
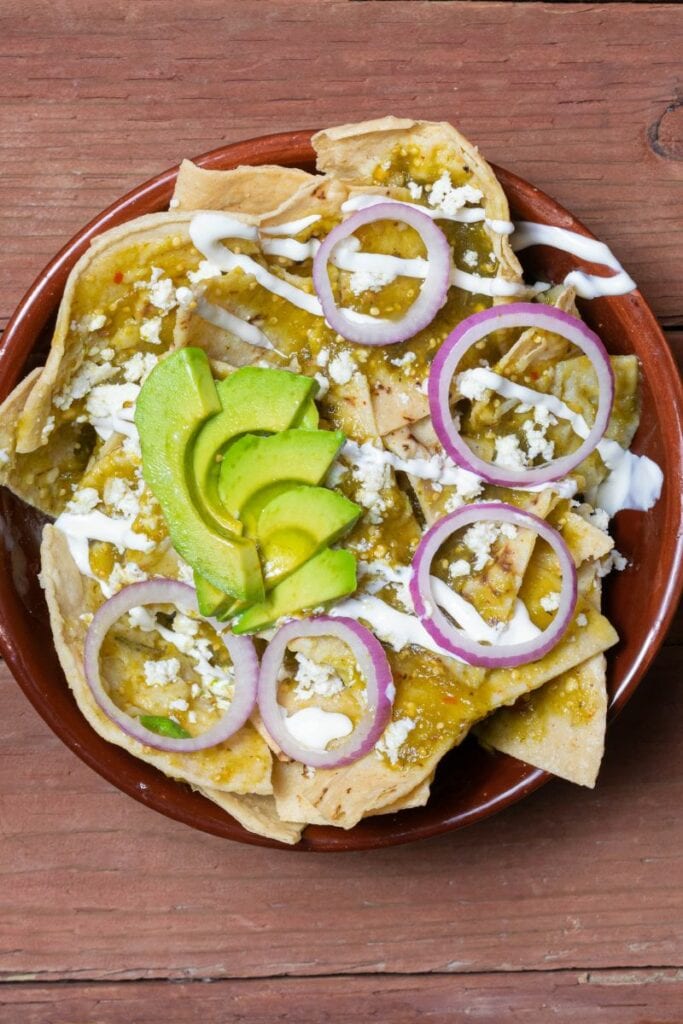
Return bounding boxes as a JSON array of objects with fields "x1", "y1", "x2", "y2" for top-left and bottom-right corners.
[
  {"x1": 0, "y1": 1, "x2": 681, "y2": 324},
  {"x1": 2, "y1": 970, "x2": 683, "y2": 1024},
  {"x1": 0, "y1": 0, "x2": 681, "y2": 1017},
  {"x1": 1, "y1": 636, "x2": 681, "y2": 984}
]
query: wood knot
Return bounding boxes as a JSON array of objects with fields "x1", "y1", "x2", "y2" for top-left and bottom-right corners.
[{"x1": 648, "y1": 96, "x2": 683, "y2": 161}]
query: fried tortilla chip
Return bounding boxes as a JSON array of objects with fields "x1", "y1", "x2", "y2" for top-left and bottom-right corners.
[
  {"x1": 196, "y1": 788, "x2": 304, "y2": 846},
  {"x1": 0, "y1": 116, "x2": 635, "y2": 839},
  {"x1": 476, "y1": 653, "x2": 608, "y2": 788},
  {"x1": 41, "y1": 526, "x2": 274, "y2": 795},
  {"x1": 172, "y1": 160, "x2": 317, "y2": 218},
  {"x1": 313, "y1": 116, "x2": 526, "y2": 435}
]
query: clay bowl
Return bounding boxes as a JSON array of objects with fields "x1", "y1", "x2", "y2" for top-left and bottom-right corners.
[{"x1": 0, "y1": 131, "x2": 681, "y2": 852}]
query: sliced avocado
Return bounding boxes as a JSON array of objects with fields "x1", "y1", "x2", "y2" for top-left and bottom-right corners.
[
  {"x1": 194, "y1": 570, "x2": 241, "y2": 619},
  {"x1": 135, "y1": 348, "x2": 264, "y2": 604},
  {"x1": 218, "y1": 428, "x2": 345, "y2": 534},
  {"x1": 257, "y1": 485, "x2": 361, "y2": 586},
  {"x1": 232, "y1": 547, "x2": 357, "y2": 634},
  {"x1": 193, "y1": 367, "x2": 316, "y2": 530},
  {"x1": 296, "y1": 397, "x2": 319, "y2": 429}
]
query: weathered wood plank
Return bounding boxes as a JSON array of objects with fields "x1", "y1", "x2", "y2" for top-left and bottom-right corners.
[
  {"x1": 2, "y1": 970, "x2": 683, "y2": 1024},
  {"x1": 0, "y1": 0, "x2": 681, "y2": 997},
  {"x1": 0, "y1": 1, "x2": 681, "y2": 326},
  {"x1": 1, "y1": 643, "x2": 681, "y2": 982}
]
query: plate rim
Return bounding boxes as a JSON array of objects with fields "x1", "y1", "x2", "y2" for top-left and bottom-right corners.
[{"x1": 0, "y1": 129, "x2": 681, "y2": 852}]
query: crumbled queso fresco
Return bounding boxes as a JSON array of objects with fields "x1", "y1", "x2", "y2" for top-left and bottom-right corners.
[
  {"x1": 540, "y1": 591, "x2": 561, "y2": 613},
  {"x1": 349, "y1": 268, "x2": 394, "y2": 296},
  {"x1": 328, "y1": 350, "x2": 357, "y2": 386},
  {"x1": 427, "y1": 172, "x2": 483, "y2": 217},
  {"x1": 463, "y1": 520, "x2": 517, "y2": 572},
  {"x1": 375, "y1": 717, "x2": 416, "y2": 764},
  {"x1": 144, "y1": 657, "x2": 181, "y2": 687},
  {"x1": 494, "y1": 434, "x2": 529, "y2": 471},
  {"x1": 292, "y1": 653, "x2": 344, "y2": 699}
]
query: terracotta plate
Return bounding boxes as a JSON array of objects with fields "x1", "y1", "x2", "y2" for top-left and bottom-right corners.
[{"x1": 0, "y1": 131, "x2": 681, "y2": 852}]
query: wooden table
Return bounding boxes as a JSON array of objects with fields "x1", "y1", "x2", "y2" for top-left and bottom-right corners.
[{"x1": 1, "y1": 3, "x2": 681, "y2": 1020}]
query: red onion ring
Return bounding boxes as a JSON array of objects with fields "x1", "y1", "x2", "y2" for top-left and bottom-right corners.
[
  {"x1": 409, "y1": 502, "x2": 578, "y2": 668},
  {"x1": 429, "y1": 302, "x2": 615, "y2": 487},
  {"x1": 312, "y1": 202, "x2": 451, "y2": 346},
  {"x1": 258, "y1": 616, "x2": 394, "y2": 768},
  {"x1": 84, "y1": 579, "x2": 258, "y2": 752}
]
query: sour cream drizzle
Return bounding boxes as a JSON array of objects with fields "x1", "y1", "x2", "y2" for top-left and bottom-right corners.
[
  {"x1": 511, "y1": 222, "x2": 636, "y2": 299},
  {"x1": 196, "y1": 297, "x2": 276, "y2": 352},
  {"x1": 283, "y1": 707, "x2": 353, "y2": 751},
  {"x1": 330, "y1": 592, "x2": 464, "y2": 663},
  {"x1": 190, "y1": 212, "x2": 324, "y2": 317},
  {"x1": 260, "y1": 214, "x2": 321, "y2": 236},
  {"x1": 55, "y1": 510, "x2": 153, "y2": 577},
  {"x1": 458, "y1": 366, "x2": 663, "y2": 515},
  {"x1": 343, "y1": 439, "x2": 482, "y2": 492},
  {"x1": 342, "y1": 193, "x2": 514, "y2": 234},
  {"x1": 359, "y1": 558, "x2": 540, "y2": 646}
]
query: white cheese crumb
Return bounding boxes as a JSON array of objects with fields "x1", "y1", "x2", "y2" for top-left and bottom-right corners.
[
  {"x1": 67, "y1": 487, "x2": 100, "y2": 514},
  {"x1": 187, "y1": 260, "x2": 222, "y2": 284},
  {"x1": 85, "y1": 382, "x2": 139, "y2": 422},
  {"x1": 462, "y1": 249, "x2": 478, "y2": 268},
  {"x1": 457, "y1": 368, "x2": 489, "y2": 401},
  {"x1": 293, "y1": 653, "x2": 344, "y2": 699},
  {"x1": 448, "y1": 558, "x2": 471, "y2": 579},
  {"x1": 40, "y1": 415, "x2": 56, "y2": 443},
  {"x1": 123, "y1": 351, "x2": 158, "y2": 383},
  {"x1": 169, "y1": 698, "x2": 189, "y2": 712},
  {"x1": 108, "y1": 561, "x2": 148, "y2": 593},
  {"x1": 139, "y1": 316, "x2": 163, "y2": 345},
  {"x1": 328, "y1": 351, "x2": 357, "y2": 385},
  {"x1": 175, "y1": 286, "x2": 194, "y2": 309},
  {"x1": 144, "y1": 657, "x2": 181, "y2": 687},
  {"x1": 169, "y1": 197, "x2": 180, "y2": 209},
  {"x1": 315, "y1": 347, "x2": 330, "y2": 368},
  {"x1": 428, "y1": 172, "x2": 483, "y2": 217},
  {"x1": 376, "y1": 717, "x2": 416, "y2": 765},
  {"x1": 462, "y1": 521, "x2": 500, "y2": 572},
  {"x1": 174, "y1": 612, "x2": 200, "y2": 637},
  {"x1": 176, "y1": 560, "x2": 195, "y2": 584},
  {"x1": 128, "y1": 606, "x2": 156, "y2": 631},
  {"x1": 0, "y1": 448, "x2": 9, "y2": 465},
  {"x1": 576, "y1": 613, "x2": 588, "y2": 627},
  {"x1": 406, "y1": 181, "x2": 423, "y2": 200},
  {"x1": 521, "y1": 418, "x2": 555, "y2": 463},
  {"x1": 389, "y1": 351, "x2": 417, "y2": 369},
  {"x1": 348, "y1": 267, "x2": 394, "y2": 295},
  {"x1": 103, "y1": 477, "x2": 141, "y2": 518},
  {"x1": 54, "y1": 360, "x2": 116, "y2": 410},
  {"x1": 589, "y1": 507, "x2": 610, "y2": 532},
  {"x1": 147, "y1": 269, "x2": 177, "y2": 313},
  {"x1": 597, "y1": 549, "x2": 628, "y2": 577},
  {"x1": 349, "y1": 444, "x2": 393, "y2": 525},
  {"x1": 86, "y1": 313, "x2": 107, "y2": 332},
  {"x1": 540, "y1": 591, "x2": 561, "y2": 613},
  {"x1": 494, "y1": 433, "x2": 529, "y2": 471}
]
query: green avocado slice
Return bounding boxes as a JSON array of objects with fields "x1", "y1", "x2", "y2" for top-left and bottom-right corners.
[
  {"x1": 194, "y1": 570, "x2": 241, "y2": 619},
  {"x1": 297, "y1": 397, "x2": 319, "y2": 429},
  {"x1": 231, "y1": 547, "x2": 357, "y2": 634},
  {"x1": 135, "y1": 348, "x2": 264, "y2": 604},
  {"x1": 193, "y1": 367, "x2": 317, "y2": 531},
  {"x1": 218, "y1": 428, "x2": 345, "y2": 535},
  {"x1": 257, "y1": 485, "x2": 361, "y2": 586}
]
